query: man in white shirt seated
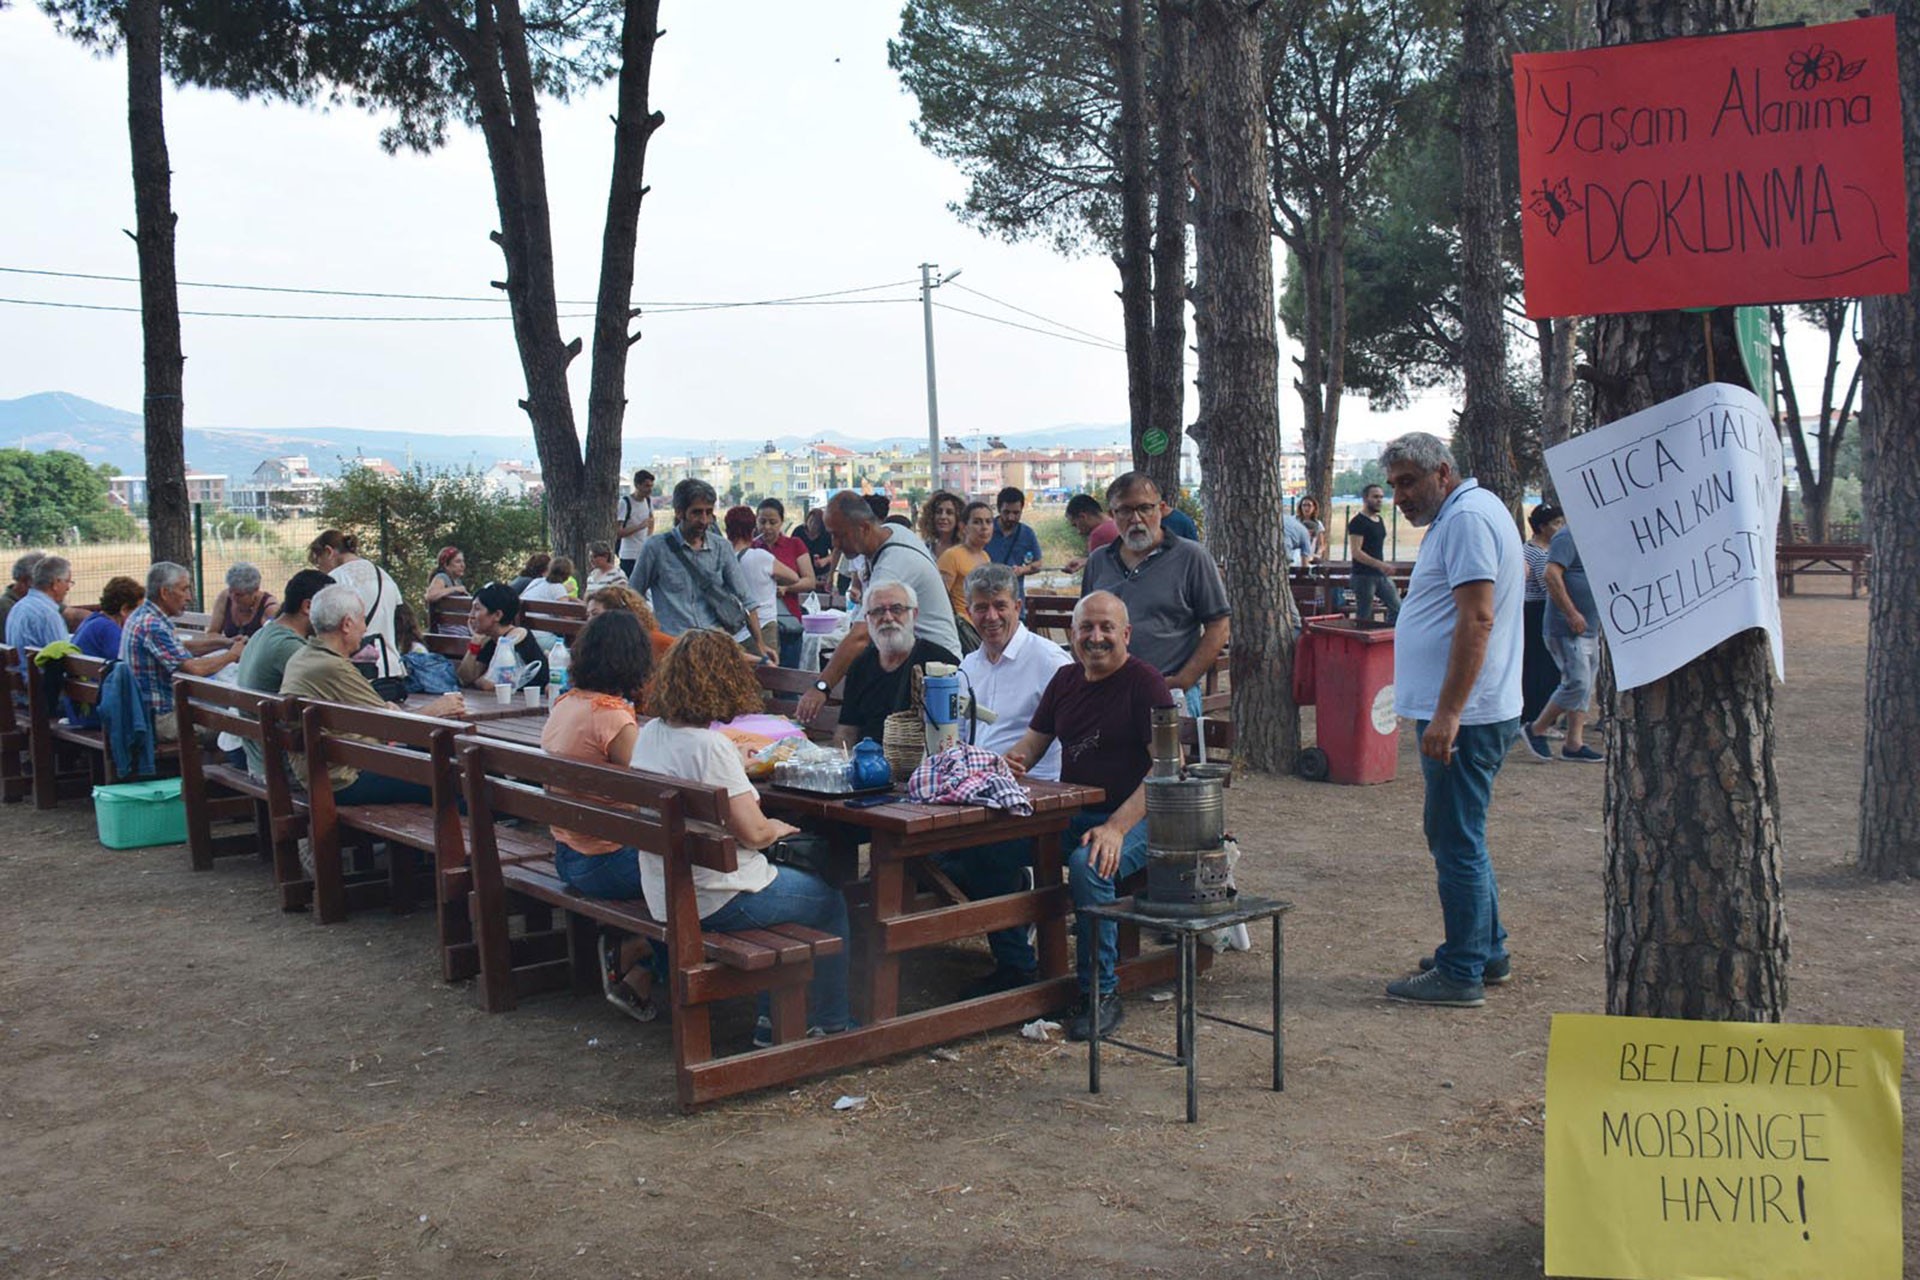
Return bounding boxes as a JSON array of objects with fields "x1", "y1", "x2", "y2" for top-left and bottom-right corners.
[{"x1": 957, "y1": 563, "x2": 1071, "y2": 777}]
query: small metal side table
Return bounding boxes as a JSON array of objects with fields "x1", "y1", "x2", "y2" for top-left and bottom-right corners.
[{"x1": 1081, "y1": 894, "x2": 1293, "y2": 1123}]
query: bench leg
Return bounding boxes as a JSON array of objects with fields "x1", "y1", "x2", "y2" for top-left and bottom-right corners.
[
  {"x1": 311, "y1": 827, "x2": 347, "y2": 925},
  {"x1": 672, "y1": 1004, "x2": 715, "y2": 1113},
  {"x1": 770, "y1": 983, "x2": 807, "y2": 1045},
  {"x1": 567, "y1": 913, "x2": 600, "y2": 996}
]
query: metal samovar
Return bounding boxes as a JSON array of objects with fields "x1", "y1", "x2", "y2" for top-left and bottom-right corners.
[{"x1": 1139, "y1": 706, "x2": 1235, "y2": 915}]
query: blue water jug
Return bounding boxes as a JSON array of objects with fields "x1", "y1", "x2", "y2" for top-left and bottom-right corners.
[
  {"x1": 921, "y1": 671, "x2": 962, "y2": 727},
  {"x1": 851, "y1": 738, "x2": 892, "y2": 790}
]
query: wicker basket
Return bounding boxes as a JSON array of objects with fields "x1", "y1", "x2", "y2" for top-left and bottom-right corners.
[{"x1": 882, "y1": 710, "x2": 925, "y2": 782}]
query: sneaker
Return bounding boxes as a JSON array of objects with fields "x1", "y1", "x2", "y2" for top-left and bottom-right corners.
[
  {"x1": 959, "y1": 965, "x2": 1038, "y2": 1000},
  {"x1": 1562, "y1": 743, "x2": 1603, "y2": 763},
  {"x1": 752, "y1": 1018, "x2": 846, "y2": 1049},
  {"x1": 1385, "y1": 968, "x2": 1486, "y2": 1007},
  {"x1": 1420, "y1": 953, "x2": 1512, "y2": 985},
  {"x1": 1521, "y1": 731, "x2": 1555, "y2": 762},
  {"x1": 600, "y1": 935, "x2": 658, "y2": 1024},
  {"x1": 1066, "y1": 992, "x2": 1125, "y2": 1042}
]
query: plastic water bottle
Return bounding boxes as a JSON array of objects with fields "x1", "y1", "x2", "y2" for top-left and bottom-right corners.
[{"x1": 548, "y1": 639, "x2": 570, "y2": 697}]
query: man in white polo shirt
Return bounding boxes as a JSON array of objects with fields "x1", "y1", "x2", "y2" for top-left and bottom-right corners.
[
  {"x1": 957, "y1": 563, "x2": 1072, "y2": 776},
  {"x1": 1381, "y1": 431, "x2": 1524, "y2": 1009}
]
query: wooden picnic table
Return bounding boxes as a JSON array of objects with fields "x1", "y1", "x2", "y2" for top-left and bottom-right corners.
[{"x1": 402, "y1": 691, "x2": 547, "y2": 723}]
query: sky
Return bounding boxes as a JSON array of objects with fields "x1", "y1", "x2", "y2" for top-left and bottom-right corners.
[{"x1": 0, "y1": 2, "x2": 1851, "y2": 454}]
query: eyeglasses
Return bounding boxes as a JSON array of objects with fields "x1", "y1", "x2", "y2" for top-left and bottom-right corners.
[
  {"x1": 1113, "y1": 503, "x2": 1160, "y2": 521},
  {"x1": 866, "y1": 603, "x2": 915, "y2": 619}
]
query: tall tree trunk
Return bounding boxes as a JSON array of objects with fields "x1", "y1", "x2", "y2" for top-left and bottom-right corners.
[
  {"x1": 1857, "y1": 0, "x2": 1920, "y2": 880},
  {"x1": 1456, "y1": 0, "x2": 1519, "y2": 511},
  {"x1": 1145, "y1": 0, "x2": 1192, "y2": 502},
  {"x1": 1117, "y1": 0, "x2": 1156, "y2": 473},
  {"x1": 1592, "y1": 0, "x2": 1786, "y2": 1029},
  {"x1": 1189, "y1": 106, "x2": 1230, "y2": 571},
  {"x1": 1536, "y1": 317, "x2": 1580, "y2": 473},
  {"x1": 124, "y1": 0, "x2": 192, "y2": 576},
  {"x1": 578, "y1": 0, "x2": 664, "y2": 570},
  {"x1": 1194, "y1": 0, "x2": 1298, "y2": 775}
]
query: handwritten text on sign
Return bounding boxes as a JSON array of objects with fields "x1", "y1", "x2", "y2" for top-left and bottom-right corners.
[
  {"x1": 1512, "y1": 17, "x2": 1909, "y2": 317},
  {"x1": 1545, "y1": 383, "x2": 1783, "y2": 692},
  {"x1": 1545, "y1": 1013, "x2": 1904, "y2": 1279}
]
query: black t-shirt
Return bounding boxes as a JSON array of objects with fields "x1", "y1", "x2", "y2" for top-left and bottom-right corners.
[
  {"x1": 477, "y1": 630, "x2": 550, "y2": 687},
  {"x1": 1346, "y1": 512, "x2": 1388, "y2": 577},
  {"x1": 1030, "y1": 655, "x2": 1174, "y2": 812},
  {"x1": 840, "y1": 637, "x2": 960, "y2": 743}
]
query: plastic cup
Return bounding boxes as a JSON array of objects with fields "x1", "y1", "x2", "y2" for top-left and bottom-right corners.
[
  {"x1": 493, "y1": 683, "x2": 513, "y2": 706},
  {"x1": 523, "y1": 686, "x2": 542, "y2": 709}
]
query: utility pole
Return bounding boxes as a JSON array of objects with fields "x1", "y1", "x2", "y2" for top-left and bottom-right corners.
[{"x1": 919, "y1": 262, "x2": 959, "y2": 495}]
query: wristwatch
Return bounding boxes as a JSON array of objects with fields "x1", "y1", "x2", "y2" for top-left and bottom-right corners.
[{"x1": 813, "y1": 679, "x2": 830, "y2": 694}]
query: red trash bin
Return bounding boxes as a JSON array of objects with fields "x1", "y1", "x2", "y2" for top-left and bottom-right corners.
[{"x1": 1302, "y1": 618, "x2": 1398, "y2": 785}]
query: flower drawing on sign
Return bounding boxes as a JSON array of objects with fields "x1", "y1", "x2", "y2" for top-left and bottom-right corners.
[
  {"x1": 1527, "y1": 177, "x2": 1583, "y2": 237},
  {"x1": 1784, "y1": 44, "x2": 1864, "y2": 91}
]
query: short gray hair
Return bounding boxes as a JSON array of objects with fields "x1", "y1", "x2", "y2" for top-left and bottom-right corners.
[
  {"x1": 146, "y1": 562, "x2": 190, "y2": 598},
  {"x1": 225, "y1": 562, "x2": 262, "y2": 593},
  {"x1": 30, "y1": 555, "x2": 71, "y2": 591},
  {"x1": 1380, "y1": 432, "x2": 1455, "y2": 477},
  {"x1": 1072, "y1": 589, "x2": 1129, "y2": 626},
  {"x1": 309, "y1": 583, "x2": 363, "y2": 635},
  {"x1": 11, "y1": 551, "x2": 45, "y2": 582},
  {"x1": 671, "y1": 477, "x2": 717, "y2": 515},
  {"x1": 964, "y1": 563, "x2": 1018, "y2": 604},
  {"x1": 826, "y1": 490, "x2": 877, "y2": 527},
  {"x1": 865, "y1": 578, "x2": 917, "y2": 611},
  {"x1": 1105, "y1": 470, "x2": 1161, "y2": 508}
]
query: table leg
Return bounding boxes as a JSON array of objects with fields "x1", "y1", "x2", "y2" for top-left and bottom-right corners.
[
  {"x1": 1035, "y1": 827, "x2": 1068, "y2": 980},
  {"x1": 866, "y1": 839, "x2": 906, "y2": 1023},
  {"x1": 1182, "y1": 933, "x2": 1198, "y2": 1124},
  {"x1": 1271, "y1": 913, "x2": 1285, "y2": 1092},
  {"x1": 1088, "y1": 998, "x2": 1102, "y2": 1096}
]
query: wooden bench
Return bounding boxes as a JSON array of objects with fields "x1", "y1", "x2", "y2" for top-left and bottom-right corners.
[
  {"x1": 173, "y1": 676, "x2": 303, "y2": 883},
  {"x1": 298, "y1": 699, "x2": 476, "y2": 925},
  {"x1": 753, "y1": 664, "x2": 846, "y2": 739},
  {"x1": 0, "y1": 646, "x2": 29, "y2": 804},
  {"x1": 25, "y1": 650, "x2": 180, "y2": 809},
  {"x1": 457, "y1": 737, "x2": 847, "y2": 1110},
  {"x1": 1776, "y1": 543, "x2": 1870, "y2": 597}
]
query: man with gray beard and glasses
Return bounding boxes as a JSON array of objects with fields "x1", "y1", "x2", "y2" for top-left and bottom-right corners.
[{"x1": 833, "y1": 580, "x2": 959, "y2": 746}]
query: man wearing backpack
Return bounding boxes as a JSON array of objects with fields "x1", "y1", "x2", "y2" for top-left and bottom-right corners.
[{"x1": 615, "y1": 470, "x2": 655, "y2": 576}]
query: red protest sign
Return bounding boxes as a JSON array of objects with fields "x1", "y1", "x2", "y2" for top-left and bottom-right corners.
[{"x1": 1513, "y1": 17, "x2": 1909, "y2": 319}]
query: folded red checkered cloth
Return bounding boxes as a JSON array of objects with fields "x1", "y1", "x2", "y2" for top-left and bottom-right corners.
[{"x1": 905, "y1": 743, "x2": 1033, "y2": 815}]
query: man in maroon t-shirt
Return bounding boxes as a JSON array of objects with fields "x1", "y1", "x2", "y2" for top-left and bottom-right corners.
[
  {"x1": 756, "y1": 499, "x2": 817, "y2": 667},
  {"x1": 1005, "y1": 590, "x2": 1173, "y2": 1041}
]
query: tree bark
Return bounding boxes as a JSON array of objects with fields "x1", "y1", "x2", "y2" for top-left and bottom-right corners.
[
  {"x1": 1536, "y1": 317, "x2": 1580, "y2": 465},
  {"x1": 577, "y1": 0, "x2": 664, "y2": 571},
  {"x1": 1194, "y1": 0, "x2": 1298, "y2": 775},
  {"x1": 125, "y1": 0, "x2": 192, "y2": 577},
  {"x1": 1857, "y1": 0, "x2": 1920, "y2": 880},
  {"x1": 1145, "y1": 0, "x2": 1192, "y2": 501},
  {"x1": 1117, "y1": 0, "x2": 1156, "y2": 473},
  {"x1": 1455, "y1": 0, "x2": 1519, "y2": 511}
]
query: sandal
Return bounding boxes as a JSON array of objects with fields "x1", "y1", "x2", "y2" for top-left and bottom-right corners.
[{"x1": 599, "y1": 933, "x2": 661, "y2": 1024}]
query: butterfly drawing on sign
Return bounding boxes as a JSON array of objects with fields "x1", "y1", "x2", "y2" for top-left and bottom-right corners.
[{"x1": 1528, "y1": 177, "x2": 1583, "y2": 237}]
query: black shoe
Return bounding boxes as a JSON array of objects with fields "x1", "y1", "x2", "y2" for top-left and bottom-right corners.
[
  {"x1": 959, "y1": 965, "x2": 1037, "y2": 1000},
  {"x1": 1067, "y1": 992, "x2": 1125, "y2": 1041},
  {"x1": 1385, "y1": 968, "x2": 1485, "y2": 1007},
  {"x1": 1420, "y1": 953, "x2": 1512, "y2": 985}
]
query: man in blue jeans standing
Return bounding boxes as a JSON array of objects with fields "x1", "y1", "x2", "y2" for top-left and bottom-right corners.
[
  {"x1": 1380, "y1": 432, "x2": 1524, "y2": 1007},
  {"x1": 1002, "y1": 591, "x2": 1174, "y2": 1041}
]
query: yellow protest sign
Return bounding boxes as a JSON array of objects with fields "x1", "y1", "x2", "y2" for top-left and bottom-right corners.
[{"x1": 1545, "y1": 1013, "x2": 1903, "y2": 1280}]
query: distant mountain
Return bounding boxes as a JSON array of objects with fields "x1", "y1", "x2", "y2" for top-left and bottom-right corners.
[{"x1": 0, "y1": 391, "x2": 1139, "y2": 478}]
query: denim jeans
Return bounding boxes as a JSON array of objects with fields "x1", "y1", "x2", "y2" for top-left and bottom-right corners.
[
  {"x1": 1065, "y1": 811, "x2": 1152, "y2": 996},
  {"x1": 1416, "y1": 718, "x2": 1517, "y2": 983},
  {"x1": 333, "y1": 769, "x2": 434, "y2": 807},
  {"x1": 1352, "y1": 571, "x2": 1402, "y2": 624},
  {"x1": 933, "y1": 839, "x2": 1036, "y2": 973},
  {"x1": 703, "y1": 866, "x2": 853, "y2": 1031},
  {"x1": 1544, "y1": 633, "x2": 1598, "y2": 711},
  {"x1": 554, "y1": 841, "x2": 646, "y2": 899}
]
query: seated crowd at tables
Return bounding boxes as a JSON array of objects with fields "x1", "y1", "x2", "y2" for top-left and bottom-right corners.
[{"x1": 8, "y1": 471, "x2": 1230, "y2": 1045}]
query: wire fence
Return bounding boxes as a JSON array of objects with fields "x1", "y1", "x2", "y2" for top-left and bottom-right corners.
[{"x1": 34, "y1": 511, "x2": 323, "y2": 610}]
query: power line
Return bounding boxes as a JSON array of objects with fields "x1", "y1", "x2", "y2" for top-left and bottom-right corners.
[
  {"x1": 946, "y1": 281, "x2": 1124, "y2": 346},
  {"x1": 932, "y1": 301, "x2": 1126, "y2": 352},
  {"x1": 0, "y1": 265, "x2": 919, "y2": 310},
  {"x1": 0, "y1": 295, "x2": 917, "y2": 322}
]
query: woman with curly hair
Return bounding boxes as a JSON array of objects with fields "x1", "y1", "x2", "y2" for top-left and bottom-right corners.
[
  {"x1": 631, "y1": 628, "x2": 852, "y2": 1043},
  {"x1": 586, "y1": 584, "x2": 676, "y2": 662},
  {"x1": 918, "y1": 490, "x2": 964, "y2": 558},
  {"x1": 540, "y1": 611, "x2": 659, "y2": 1021}
]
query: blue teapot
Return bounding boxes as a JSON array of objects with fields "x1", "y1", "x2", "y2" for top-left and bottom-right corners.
[{"x1": 850, "y1": 738, "x2": 892, "y2": 791}]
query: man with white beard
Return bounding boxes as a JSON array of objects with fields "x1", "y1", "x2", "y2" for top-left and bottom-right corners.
[
  {"x1": 833, "y1": 580, "x2": 959, "y2": 745},
  {"x1": 1079, "y1": 470, "x2": 1231, "y2": 719}
]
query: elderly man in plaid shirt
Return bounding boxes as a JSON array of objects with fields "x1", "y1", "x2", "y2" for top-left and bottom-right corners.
[{"x1": 121, "y1": 562, "x2": 247, "y2": 741}]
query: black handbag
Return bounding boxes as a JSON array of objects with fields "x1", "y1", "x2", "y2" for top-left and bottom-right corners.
[{"x1": 763, "y1": 831, "x2": 836, "y2": 883}]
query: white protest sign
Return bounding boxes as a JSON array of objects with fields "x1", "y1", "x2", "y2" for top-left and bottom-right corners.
[{"x1": 1544, "y1": 382, "x2": 1784, "y2": 693}]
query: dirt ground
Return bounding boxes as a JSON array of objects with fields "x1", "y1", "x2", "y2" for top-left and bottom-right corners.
[{"x1": 2, "y1": 583, "x2": 1914, "y2": 1280}]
